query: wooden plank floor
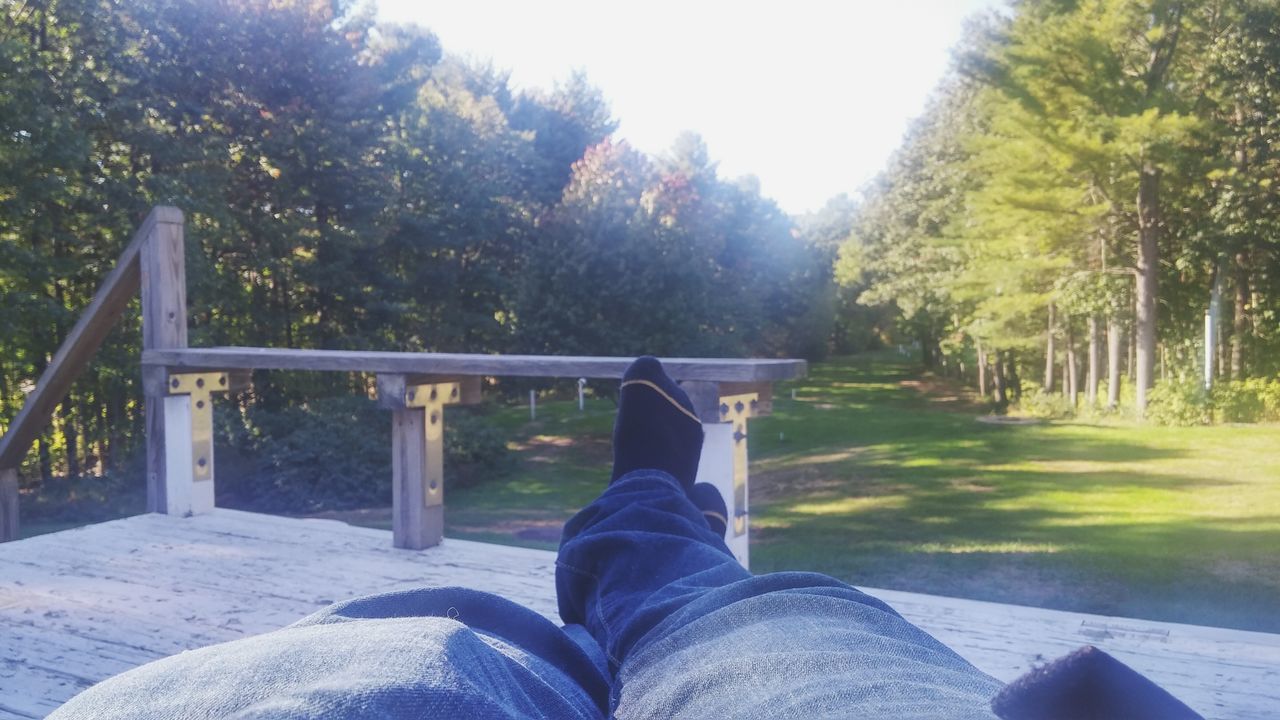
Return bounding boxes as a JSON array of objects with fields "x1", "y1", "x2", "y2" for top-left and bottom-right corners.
[{"x1": 2, "y1": 510, "x2": 1277, "y2": 719}]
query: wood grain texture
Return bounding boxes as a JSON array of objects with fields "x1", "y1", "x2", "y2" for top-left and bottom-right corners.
[
  {"x1": 677, "y1": 380, "x2": 722, "y2": 423},
  {"x1": 390, "y1": 406, "x2": 440, "y2": 549},
  {"x1": 0, "y1": 207, "x2": 182, "y2": 470},
  {"x1": 0, "y1": 510, "x2": 558, "y2": 718},
  {"x1": 0, "y1": 510, "x2": 1274, "y2": 719},
  {"x1": 140, "y1": 210, "x2": 188, "y2": 515},
  {"x1": 143, "y1": 347, "x2": 807, "y2": 383}
]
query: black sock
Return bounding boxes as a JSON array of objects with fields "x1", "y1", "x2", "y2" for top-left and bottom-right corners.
[
  {"x1": 688, "y1": 482, "x2": 728, "y2": 538},
  {"x1": 610, "y1": 356, "x2": 704, "y2": 489}
]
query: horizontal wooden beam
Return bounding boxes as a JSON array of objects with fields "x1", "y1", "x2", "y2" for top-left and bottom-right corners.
[
  {"x1": 0, "y1": 207, "x2": 183, "y2": 470},
  {"x1": 143, "y1": 347, "x2": 807, "y2": 383}
]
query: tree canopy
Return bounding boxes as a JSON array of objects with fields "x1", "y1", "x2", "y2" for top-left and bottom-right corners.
[
  {"x1": 839, "y1": 0, "x2": 1280, "y2": 415},
  {"x1": 0, "y1": 0, "x2": 833, "y2": 496}
]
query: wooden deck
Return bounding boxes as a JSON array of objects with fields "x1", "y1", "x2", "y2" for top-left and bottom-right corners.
[{"x1": 1, "y1": 511, "x2": 1277, "y2": 719}]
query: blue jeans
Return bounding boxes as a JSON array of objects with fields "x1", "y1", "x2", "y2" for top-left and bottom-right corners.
[{"x1": 50, "y1": 471, "x2": 1001, "y2": 718}]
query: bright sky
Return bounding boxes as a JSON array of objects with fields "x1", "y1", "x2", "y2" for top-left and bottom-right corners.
[{"x1": 374, "y1": 0, "x2": 1005, "y2": 215}]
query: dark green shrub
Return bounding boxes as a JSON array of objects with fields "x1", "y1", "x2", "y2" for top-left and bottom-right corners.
[
  {"x1": 1211, "y1": 378, "x2": 1280, "y2": 423},
  {"x1": 1014, "y1": 390, "x2": 1077, "y2": 419},
  {"x1": 23, "y1": 454, "x2": 147, "y2": 523},
  {"x1": 1145, "y1": 380, "x2": 1210, "y2": 426},
  {"x1": 217, "y1": 395, "x2": 511, "y2": 513},
  {"x1": 443, "y1": 409, "x2": 516, "y2": 490}
]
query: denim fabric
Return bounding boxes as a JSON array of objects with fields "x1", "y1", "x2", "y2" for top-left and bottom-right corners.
[
  {"x1": 558, "y1": 470, "x2": 1002, "y2": 719},
  {"x1": 49, "y1": 588, "x2": 609, "y2": 719},
  {"x1": 52, "y1": 469, "x2": 1002, "y2": 719}
]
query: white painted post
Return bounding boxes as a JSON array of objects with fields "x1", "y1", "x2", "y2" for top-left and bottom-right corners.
[
  {"x1": 160, "y1": 394, "x2": 212, "y2": 515},
  {"x1": 529, "y1": 390, "x2": 537, "y2": 420},
  {"x1": 577, "y1": 378, "x2": 586, "y2": 411},
  {"x1": 696, "y1": 423, "x2": 748, "y2": 567},
  {"x1": 1205, "y1": 269, "x2": 1222, "y2": 389},
  {"x1": 683, "y1": 382, "x2": 756, "y2": 569}
]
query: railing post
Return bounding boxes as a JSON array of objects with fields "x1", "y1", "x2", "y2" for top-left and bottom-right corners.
[
  {"x1": 681, "y1": 381, "x2": 771, "y2": 569},
  {"x1": 681, "y1": 382, "x2": 742, "y2": 568},
  {"x1": 377, "y1": 374, "x2": 481, "y2": 550},
  {"x1": 140, "y1": 207, "x2": 190, "y2": 515}
]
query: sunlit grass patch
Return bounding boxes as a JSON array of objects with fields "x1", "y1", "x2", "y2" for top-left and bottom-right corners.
[
  {"x1": 440, "y1": 353, "x2": 1280, "y2": 632},
  {"x1": 787, "y1": 495, "x2": 908, "y2": 515},
  {"x1": 909, "y1": 541, "x2": 1065, "y2": 554}
]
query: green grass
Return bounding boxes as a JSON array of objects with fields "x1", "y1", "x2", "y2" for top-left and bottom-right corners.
[
  {"x1": 439, "y1": 354, "x2": 1280, "y2": 633},
  {"x1": 23, "y1": 353, "x2": 1278, "y2": 633}
]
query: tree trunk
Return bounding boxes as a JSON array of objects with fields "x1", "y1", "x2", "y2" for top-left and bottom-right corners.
[
  {"x1": 920, "y1": 325, "x2": 935, "y2": 369},
  {"x1": 0, "y1": 362, "x2": 9, "y2": 419},
  {"x1": 1008, "y1": 351, "x2": 1023, "y2": 402},
  {"x1": 1231, "y1": 251, "x2": 1248, "y2": 379},
  {"x1": 104, "y1": 384, "x2": 119, "y2": 471},
  {"x1": 1127, "y1": 317, "x2": 1136, "y2": 382},
  {"x1": 62, "y1": 396, "x2": 80, "y2": 483},
  {"x1": 976, "y1": 341, "x2": 987, "y2": 398},
  {"x1": 993, "y1": 353, "x2": 1008, "y2": 408},
  {"x1": 1135, "y1": 163, "x2": 1160, "y2": 415},
  {"x1": 1087, "y1": 316, "x2": 1100, "y2": 406},
  {"x1": 1107, "y1": 319, "x2": 1122, "y2": 408},
  {"x1": 31, "y1": 355, "x2": 52, "y2": 485},
  {"x1": 1044, "y1": 302, "x2": 1056, "y2": 393},
  {"x1": 1061, "y1": 338, "x2": 1068, "y2": 398},
  {"x1": 1066, "y1": 322, "x2": 1078, "y2": 408}
]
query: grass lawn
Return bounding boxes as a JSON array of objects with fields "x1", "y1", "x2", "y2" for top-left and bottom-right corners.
[
  {"x1": 441, "y1": 354, "x2": 1280, "y2": 633},
  {"x1": 22, "y1": 354, "x2": 1278, "y2": 633}
]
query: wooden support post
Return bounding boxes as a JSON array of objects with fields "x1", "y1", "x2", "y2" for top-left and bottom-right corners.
[
  {"x1": 1, "y1": 468, "x2": 18, "y2": 542},
  {"x1": 153, "y1": 371, "x2": 243, "y2": 516},
  {"x1": 141, "y1": 207, "x2": 189, "y2": 514},
  {"x1": 682, "y1": 381, "x2": 765, "y2": 569},
  {"x1": 378, "y1": 375, "x2": 479, "y2": 550}
]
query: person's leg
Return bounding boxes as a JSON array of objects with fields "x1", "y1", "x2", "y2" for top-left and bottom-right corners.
[
  {"x1": 556, "y1": 357, "x2": 1002, "y2": 718},
  {"x1": 51, "y1": 587, "x2": 609, "y2": 720}
]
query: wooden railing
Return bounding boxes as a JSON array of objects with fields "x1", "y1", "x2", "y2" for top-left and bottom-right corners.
[
  {"x1": 0, "y1": 207, "x2": 807, "y2": 566},
  {"x1": 0, "y1": 207, "x2": 185, "y2": 542}
]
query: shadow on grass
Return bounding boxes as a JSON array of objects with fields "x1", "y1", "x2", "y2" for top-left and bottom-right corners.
[{"x1": 403, "y1": 354, "x2": 1280, "y2": 632}]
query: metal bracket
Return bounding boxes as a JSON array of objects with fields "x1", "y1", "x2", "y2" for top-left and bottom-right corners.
[
  {"x1": 166, "y1": 371, "x2": 233, "y2": 483},
  {"x1": 718, "y1": 392, "x2": 759, "y2": 537},
  {"x1": 404, "y1": 382, "x2": 461, "y2": 508}
]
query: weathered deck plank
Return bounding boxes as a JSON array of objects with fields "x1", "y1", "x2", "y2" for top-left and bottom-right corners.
[{"x1": 1, "y1": 510, "x2": 1277, "y2": 719}]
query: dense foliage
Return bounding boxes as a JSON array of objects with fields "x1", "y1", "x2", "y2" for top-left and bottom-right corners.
[
  {"x1": 6, "y1": 0, "x2": 1280, "y2": 514},
  {"x1": 838, "y1": 0, "x2": 1280, "y2": 421},
  {"x1": 0, "y1": 0, "x2": 834, "y2": 507}
]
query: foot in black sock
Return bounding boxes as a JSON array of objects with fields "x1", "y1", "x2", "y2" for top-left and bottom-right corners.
[
  {"x1": 689, "y1": 482, "x2": 728, "y2": 538},
  {"x1": 610, "y1": 356, "x2": 704, "y2": 489}
]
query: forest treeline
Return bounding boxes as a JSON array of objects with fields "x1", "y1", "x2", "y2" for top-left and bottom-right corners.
[
  {"x1": 0, "y1": 0, "x2": 836, "y2": 504},
  {"x1": 838, "y1": 0, "x2": 1280, "y2": 422},
  {"x1": 4, "y1": 0, "x2": 1280, "y2": 513}
]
